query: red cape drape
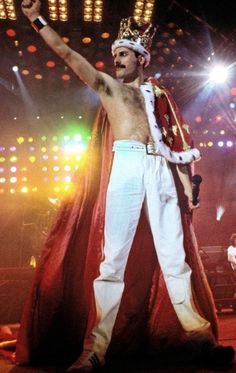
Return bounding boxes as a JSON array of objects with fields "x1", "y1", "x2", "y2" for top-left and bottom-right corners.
[{"x1": 15, "y1": 106, "x2": 218, "y2": 366}]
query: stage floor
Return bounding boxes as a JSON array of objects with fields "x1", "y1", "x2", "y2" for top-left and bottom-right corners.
[{"x1": 1, "y1": 312, "x2": 236, "y2": 373}]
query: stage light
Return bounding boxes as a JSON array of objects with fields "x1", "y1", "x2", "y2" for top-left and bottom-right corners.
[
  {"x1": 27, "y1": 45, "x2": 37, "y2": 53},
  {"x1": 229, "y1": 102, "x2": 235, "y2": 109},
  {"x1": 46, "y1": 60, "x2": 56, "y2": 68},
  {"x1": 29, "y1": 156, "x2": 36, "y2": 163},
  {"x1": 74, "y1": 134, "x2": 82, "y2": 141},
  {"x1": 22, "y1": 70, "x2": 30, "y2": 76},
  {"x1": 52, "y1": 145, "x2": 59, "y2": 152},
  {"x1": 17, "y1": 137, "x2": 24, "y2": 144},
  {"x1": 62, "y1": 74, "x2": 71, "y2": 81},
  {"x1": 82, "y1": 37, "x2": 92, "y2": 44},
  {"x1": 6, "y1": 29, "x2": 16, "y2": 37},
  {"x1": 155, "y1": 72, "x2": 161, "y2": 79},
  {"x1": 21, "y1": 186, "x2": 29, "y2": 193},
  {"x1": 64, "y1": 165, "x2": 71, "y2": 171},
  {"x1": 48, "y1": 197, "x2": 61, "y2": 206},
  {"x1": 1, "y1": 2, "x2": 16, "y2": 20},
  {"x1": 208, "y1": 64, "x2": 229, "y2": 84},
  {"x1": 216, "y1": 205, "x2": 225, "y2": 221},
  {"x1": 101, "y1": 32, "x2": 110, "y2": 39},
  {"x1": 230, "y1": 87, "x2": 236, "y2": 96},
  {"x1": 95, "y1": 61, "x2": 104, "y2": 70},
  {"x1": 65, "y1": 176, "x2": 72, "y2": 182},
  {"x1": 226, "y1": 140, "x2": 233, "y2": 147},
  {"x1": 207, "y1": 141, "x2": 213, "y2": 147},
  {"x1": 12, "y1": 66, "x2": 18, "y2": 72},
  {"x1": 9, "y1": 156, "x2": 17, "y2": 162},
  {"x1": 35, "y1": 74, "x2": 43, "y2": 80},
  {"x1": 195, "y1": 116, "x2": 202, "y2": 123},
  {"x1": 215, "y1": 115, "x2": 222, "y2": 122},
  {"x1": 62, "y1": 37, "x2": 70, "y2": 43},
  {"x1": 218, "y1": 141, "x2": 224, "y2": 147},
  {"x1": 54, "y1": 186, "x2": 60, "y2": 193}
]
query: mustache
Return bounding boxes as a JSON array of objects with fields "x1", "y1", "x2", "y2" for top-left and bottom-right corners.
[{"x1": 115, "y1": 63, "x2": 126, "y2": 69}]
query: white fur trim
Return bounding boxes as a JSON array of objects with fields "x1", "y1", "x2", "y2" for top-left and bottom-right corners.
[
  {"x1": 140, "y1": 82, "x2": 201, "y2": 164},
  {"x1": 112, "y1": 39, "x2": 151, "y2": 67}
]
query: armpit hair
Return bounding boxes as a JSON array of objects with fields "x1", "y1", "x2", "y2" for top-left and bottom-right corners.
[{"x1": 94, "y1": 76, "x2": 113, "y2": 96}]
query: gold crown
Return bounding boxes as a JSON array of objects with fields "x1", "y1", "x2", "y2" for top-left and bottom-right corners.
[{"x1": 117, "y1": 17, "x2": 156, "y2": 52}]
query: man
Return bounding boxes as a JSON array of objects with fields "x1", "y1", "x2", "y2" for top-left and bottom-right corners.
[
  {"x1": 228, "y1": 233, "x2": 236, "y2": 272},
  {"x1": 19, "y1": 1, "x2": 234, "y2": 372}
]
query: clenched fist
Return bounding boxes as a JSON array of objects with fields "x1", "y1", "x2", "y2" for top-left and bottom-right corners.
[{"x1": 21, "y1": 0, "x2": 41, "y2": 21}]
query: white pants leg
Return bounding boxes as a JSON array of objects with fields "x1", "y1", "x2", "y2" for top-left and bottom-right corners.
[
  {"x1": 143, "y1": 155, "x2": 209, "y2": 332},
  {"x1": 85, "y1": 140, "x2": 209, "y2": 360},
  {"x1": 86, "y1": 142, "x2": 146, "y2": 359}
]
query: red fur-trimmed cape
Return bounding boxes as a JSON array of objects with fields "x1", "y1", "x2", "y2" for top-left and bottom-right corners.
[{"x1": 15, "y1": 86, "x2": 218, "y2": 366}]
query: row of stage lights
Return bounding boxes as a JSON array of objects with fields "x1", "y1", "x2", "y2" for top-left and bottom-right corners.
[
  {"x1": 0, "y1": 0, "x2": 155, "y2": 22},
  {"x1": 0, "y1": 130, "x2": 235, "y2": 196},
  {"x1": 199, "y1": 140, "x2": 236, "y2": 148},
  {"x1": 0, "y1": 133, "x2": 90, "y2": 196}
]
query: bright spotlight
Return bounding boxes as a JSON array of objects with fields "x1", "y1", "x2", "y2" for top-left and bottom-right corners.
[
  {"x1": 12, "y1": 66, "x2": 19, "y2": 72},
  {"x1": 209, "y1": 65, "x2": 229, "y2": 84},
  {"x1": 216, "y1": 205, "x2": 225, "y2": 221}
]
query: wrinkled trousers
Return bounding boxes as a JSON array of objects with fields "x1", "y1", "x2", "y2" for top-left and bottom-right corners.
[{"x1": 85, "y1": 140, "x2": 209, "y2": 360}]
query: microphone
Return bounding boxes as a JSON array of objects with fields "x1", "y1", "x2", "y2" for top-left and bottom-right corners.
[{"x1": 192, "y1": 174, "x2": 202, "y2": 206}]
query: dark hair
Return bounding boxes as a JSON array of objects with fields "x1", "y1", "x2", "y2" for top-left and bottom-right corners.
[
  {"x1": 230, "y1": 233, "x2": 236, "y2": 245},
  {"x1": 134, "y1": 51, "x2": 141, "y2": 59},
  {"x1": 134, "y1": 51, "x2": 145, "y2": 69}
]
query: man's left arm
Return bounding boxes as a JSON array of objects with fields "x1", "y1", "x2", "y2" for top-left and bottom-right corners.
[{"x1": 176, "y1": 164, "x2": 198, "y2": 211}]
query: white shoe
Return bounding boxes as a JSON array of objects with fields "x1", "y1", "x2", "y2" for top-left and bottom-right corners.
[{"x1": 67, "y1": 350, "x2": 105, "y2": 372}]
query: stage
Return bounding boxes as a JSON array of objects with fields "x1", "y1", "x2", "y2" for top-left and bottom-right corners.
[{"x1": 0, "y1": 312, "x2": 236, "y2": 372}]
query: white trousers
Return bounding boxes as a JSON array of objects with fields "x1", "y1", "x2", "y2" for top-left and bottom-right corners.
[{"x1": 85, "y1": 140, "x2": 209, "y2": 360}]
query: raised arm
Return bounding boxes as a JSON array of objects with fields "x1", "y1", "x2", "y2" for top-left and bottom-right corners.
[{"x1": 21, "y1": 0, "x2": 111, "y2": 92}]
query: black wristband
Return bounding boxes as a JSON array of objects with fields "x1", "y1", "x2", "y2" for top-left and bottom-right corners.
[{"x1": 31, "y1": 16, "x2": 48, "y2": 33}]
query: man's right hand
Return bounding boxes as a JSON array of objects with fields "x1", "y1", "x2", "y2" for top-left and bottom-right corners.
[{"x1": 21, "y1": 0, "x2": 41, "y2": 22}]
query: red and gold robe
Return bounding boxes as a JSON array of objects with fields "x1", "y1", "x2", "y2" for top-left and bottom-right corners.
[{"x1": 15, "y1": 80, "x2": 218, "y2": 366}]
